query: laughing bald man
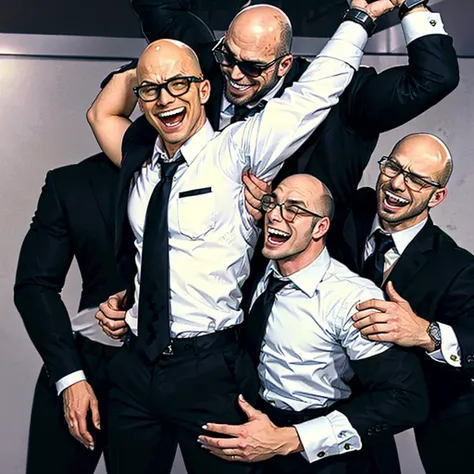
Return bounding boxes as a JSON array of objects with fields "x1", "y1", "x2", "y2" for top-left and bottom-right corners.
[{"x1": 329, "y1": 133, "x2": 474, "y2": 474}]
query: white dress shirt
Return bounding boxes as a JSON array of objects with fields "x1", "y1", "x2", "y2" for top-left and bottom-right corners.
[
  {"x1": 125, "y1": 22, "x2": 368, "y2": 337},
  {"x1": 364, "y1": 216, "x2": 462, "y2": 368},
  {"x1": 253, "y1": 249, "x2": 391, "y2": 463},
  {"x1": 55, "y1": 308, "x2": 123, "y2": 395}
]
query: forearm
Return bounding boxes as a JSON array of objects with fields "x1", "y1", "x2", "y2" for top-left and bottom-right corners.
[{"x1": 87, "y1": 69, "x2": 137, "y2": 167}]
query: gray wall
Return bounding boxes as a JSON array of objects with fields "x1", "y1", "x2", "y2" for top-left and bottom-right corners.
[{"x1": 0, "y1": 52, "x2": 472, "y2": 474}]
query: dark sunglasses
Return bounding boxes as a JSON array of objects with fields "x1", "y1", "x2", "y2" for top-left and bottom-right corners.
[{"x1": 212, "y1": 37, "x2": 288, "y2": 78}]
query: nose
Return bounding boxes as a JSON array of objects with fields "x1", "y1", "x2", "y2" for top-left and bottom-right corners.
[
  {"x1": 267, "y1": 204, "x2": 283, "y2": 223},
  {"x1": 229, "y1": 64, "x2": 246, "y2": 81},
  {"x1": 155, "y1": 88, "x2": 175, "y2": 108},
  {"x1": 390, "y1": 172, "x2": 407, "y2": 192}
]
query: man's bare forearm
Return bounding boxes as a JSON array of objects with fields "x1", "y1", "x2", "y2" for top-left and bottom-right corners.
[{"x1": 87, "y1": 69, "x2": 138, "y2": 167}]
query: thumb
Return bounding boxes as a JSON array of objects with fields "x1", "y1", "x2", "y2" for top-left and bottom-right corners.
[
  {"x1": 108, "y1": 294, "x2": 122, "y2": 310},
  {"x1": 386, "y1": 281, "x2": 406, "y2": 303},
  {"x1": 366, "y1": 0, "x2": 396, "y2": 19},
  {"x1": 238, "y1": 394, "x2": 258, "y2": 419}
]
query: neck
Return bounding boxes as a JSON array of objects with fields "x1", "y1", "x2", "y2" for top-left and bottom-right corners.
[
  {"x1": 277, "y1": 244, "x2": 325, "y2": 276},
  {"x1": 380, "y1": 211, "x2": 428, "y2": 233},
  {"x1": 163, "y1": 111, "x2": 207, "y2": 159}
]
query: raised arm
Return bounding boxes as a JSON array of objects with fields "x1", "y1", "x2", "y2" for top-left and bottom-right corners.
[
  {"x1": 131, "y1": 0, "x2": 216, "y2": 55},
  {"x1": 87, "y1": 68, "x2": 137, "y2": 167},
  {"x1": 346, "y1": 5, "x2": 459, "y2": 135}
]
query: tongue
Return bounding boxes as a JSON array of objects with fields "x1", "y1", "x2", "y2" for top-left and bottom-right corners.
[
  {"x1": 269, "y1": 234, "x2": 289, "y2": 244},
  {"x1": 386, "y1": 196, "x2": 404, "y2": 207},
  {"x1": 160, "y1": 110, "x2": 185, "y2": 126}
]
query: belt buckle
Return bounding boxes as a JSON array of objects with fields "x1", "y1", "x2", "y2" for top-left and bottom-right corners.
[{"x1": 162, "y1": 343, "x2": 174, "y2": 356}]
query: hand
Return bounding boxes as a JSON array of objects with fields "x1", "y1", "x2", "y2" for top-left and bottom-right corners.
[
  {"x1": 198, "y1": 395, "x2": 302, "y2": 463},
  {"x1": 242, "y1": 170, "x2": 271, "y2": 222},
  {"x1": 63, "y1": 380, "x2": 100, "y2": 450},
  {"x1": 96, "y1": 290, "x2": 129, "y2": 339},
  {"x1": 353, "y1": 281, "x2": 433, "y2": 350},
  {"x1": 351, "y1": 0, "x2": 397, "y2": 19}
]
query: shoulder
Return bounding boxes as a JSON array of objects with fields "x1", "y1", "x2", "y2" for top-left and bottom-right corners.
[
  {"x1": 324, "y1": 258, "x2": 385, "y2": 307},
  {"x1": 431, "y1": 224, "x2": 474, "y2": 269}
]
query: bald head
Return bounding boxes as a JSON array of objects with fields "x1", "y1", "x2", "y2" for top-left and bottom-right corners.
[
  {"x1": 229, "y1": 5, "x2": 292, "y2": 57},
  {"x1": 392, "y1": 133, "x2": 453, "y2": 187},
  {"x1": 279, "y1": 174, "x2": 334, "y2": 220},
  {"x1": 137, "y1": 39, "x2": 203, "y2": 82}
]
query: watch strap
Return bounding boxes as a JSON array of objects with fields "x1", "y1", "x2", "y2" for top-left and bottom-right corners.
[
  {"x1": 342, "y1": 8, "x2": 377, "y2": 37},
  {"x1": 427, "y1": 321, "x2": 442, "y2": 351}
]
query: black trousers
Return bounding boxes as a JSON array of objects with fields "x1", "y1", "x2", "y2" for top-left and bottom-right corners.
[
  {"x1": 107, "y1": 328, "x2": 259, "y2": 474},
  {"x1": 26, "y1": 335, "x2": 120, "y2": 474},
  {"x1": 415, "y1": 387, "x2": 474, "y2": 474},
  {"x1": 257, "y1": 398, "x2": 372, "y2": 474}
]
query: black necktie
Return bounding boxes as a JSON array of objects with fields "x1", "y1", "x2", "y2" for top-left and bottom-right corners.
[
  {"x1": 136, "y1": 156, "x2": 185, "y2": 362},
  {"x1": 245, "y1": 274, "x2": 290, "y2": 366},
  {"x1": 363, "y1": 229, "x2": 395, "y2": 287},
  {"x1": 230, "y1": 100, "x2": 267, "y2": 124}
]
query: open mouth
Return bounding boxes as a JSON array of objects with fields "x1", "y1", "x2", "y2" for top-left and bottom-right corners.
[
  {"x1": 156, "y1": 106, "x2": 186, "y2": 130},
  {"x1": 228, "y1": 79, "x2": 252, "y2": 93},
  {"x1": 383, "y1": 190, "x2": 410, "y2": 212},
  {"x1": 266, "y1": 226, "x2": 291, "y2": 247}
]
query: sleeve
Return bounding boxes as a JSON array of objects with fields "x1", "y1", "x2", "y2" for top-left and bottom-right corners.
[
  {"x1": 294, "y1": 411, "x2": 361, "y2": 463},
  {"x1": 227, "y1": 21, "x2": 368, "y2": 181},
  {"x1": 345, "y1": 11, "x2": 459, "y2": 135},
  {"x1": 436, "y1": 263, "x2": 474, "y2": 377},
  {"x1": 13, "y1": 171, "x2": 83, "y2": 387},
  {"x1": 426, "y1": 322, "x2": 462, "y2": 368}
]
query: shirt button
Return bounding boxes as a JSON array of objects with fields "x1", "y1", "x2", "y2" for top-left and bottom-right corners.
[
  {"x1": 317, "y1": 452, "x2": 325, "y2": 458},
  {"x1": 344, "y1": 443, "x2": 351, "y2": 451},
  {"x1": 337, "y1": 431, "x2": 346, "y2": 438},
  {"x1": 208, "y1": 321, "x2": 216, "y2": 331}
]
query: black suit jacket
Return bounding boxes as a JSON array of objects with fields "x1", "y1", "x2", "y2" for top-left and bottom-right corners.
[
  {"x1": 129, "y1": 0, "x2": 459, "y2": 215},
  {"x1": 331, "y1": 187, "x2": 474, "y2": 416},
  {"x1": 14, "y1": 154, "x2": 123, "y2": 385}
]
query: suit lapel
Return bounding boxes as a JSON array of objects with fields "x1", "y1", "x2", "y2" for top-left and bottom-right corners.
[
  {"x1": 88, "y1": 155, "x2": 118, "y2": 238},
  {"x1": 382, "y1": 218, "x2": 436, "y2": 294}
]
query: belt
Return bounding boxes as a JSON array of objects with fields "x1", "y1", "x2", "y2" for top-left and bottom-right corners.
[
  {"x1": 75, "y1": 333, "x2": 121, "y2": 359},
  {"x1": 127, "y1": 325, "x2": 241, "y2": 358},
  {"x1": 257, "y1": 397, "x2": 335, "y2": 427}
]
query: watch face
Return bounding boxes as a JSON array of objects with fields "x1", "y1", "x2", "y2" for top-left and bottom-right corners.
[{"x1": 429, "y1": 323, "x2": 441, "y2": 342}]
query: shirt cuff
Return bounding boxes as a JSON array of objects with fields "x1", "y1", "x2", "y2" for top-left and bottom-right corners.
[
  {"x1": 427, "y1": 322, "x2": 462, "y2": 368},
  {"x1": 401, "y1": 12, "x2": 447, "y2": 45},
  {"x1": 319, "y1": 22, "x2": 368, "y2": 70},
  {"x1": 125, "y1": 308, "x2": 138, "y2": 336},
  {"x1": 294, "y1": 411, "x2": 362, "y2": 463},
  {"x1": 55, "y1": 370, "x2": 87, "y2": 395}
]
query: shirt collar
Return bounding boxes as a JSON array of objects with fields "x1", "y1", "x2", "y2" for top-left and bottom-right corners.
[
  {"x1": 264, "y1": 247, "x2": 331, "y2": 298},
  {"x1": 369, "y1": 215, "x2": 428, "y2": 255},
  {"x1": 221, "y1": 76, "x2": 285, "y2": 115},
  {"x1": 151, "y1": 120, "x2": 216, "y2": 168}
]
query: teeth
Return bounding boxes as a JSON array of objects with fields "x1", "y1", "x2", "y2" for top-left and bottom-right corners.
[
  {"x1": 158, "y1": 107, "x2": 185, "y2": 118},
  {"x1": 268, "y1": 227, "x2": 290, "y2": 238},
  {"x1": 385, "y1": 190, "x2": 409, "y2": 205},
  {"x1": 229, "y1": 80, "x2": 251, "y2": 91}
]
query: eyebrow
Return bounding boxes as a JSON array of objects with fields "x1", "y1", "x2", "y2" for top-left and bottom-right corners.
[{"x1": 270, "y1": 193, "x2": 306, "y2": 207}]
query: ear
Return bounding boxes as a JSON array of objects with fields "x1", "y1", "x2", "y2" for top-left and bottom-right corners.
[
  {"x1": 277, "y1": 54, "x2": 293, "y2": 78},
  {"x1": 427, "y1": 187, "x2": 447, "y2": 209},
  {"x1": 199, "y1": 79, "x2": 211, "y2": 105},
  {"x1": 312, "y1": 217, "x2": 331, "y2": 241}
]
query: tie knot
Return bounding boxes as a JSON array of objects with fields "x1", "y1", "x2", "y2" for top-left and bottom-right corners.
[
  {"x1": 232, "y1": 100, "x2": 267, "y2": 123},
  {"x1": 266, "y1": 274, "x2": 290, "y2": 296},
  {"x1": 373, "y1": 229, "x2": 395, "y2": 255},
  {"x1": 159, "y1": 156, "x2": 185, "y2": 179}
]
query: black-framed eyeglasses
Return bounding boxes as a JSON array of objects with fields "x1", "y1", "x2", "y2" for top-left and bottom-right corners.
[
  {"x1": 133, "y1": 76, "x2": 203, "y2": 102},
  {"x1": 378, "y1": 157, "x2": 442, "y2": 192},
  {"x1": 212, "y1": 37, "x2": 288, "y2": 77},
  {"x1": 261, "y1": 194, "x2": 324, "y2": 223}
]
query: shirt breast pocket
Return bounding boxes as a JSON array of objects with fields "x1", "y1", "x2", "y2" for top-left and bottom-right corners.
[{"x1": 177, "y1": 187, "x2": 216, "y2": 239}]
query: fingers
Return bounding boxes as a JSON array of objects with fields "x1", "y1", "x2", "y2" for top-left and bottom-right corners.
[
  {"x1": 353, "y1": 311, "x2": 389, "y2": 328},
  {"x1": 366, "y1": 0, "x2": 397, "y2": 19},
  {"x1": 108, "y1": 290, "x2": 127, "y2": 310},
  {"x1": 90, "y1": 398, "x2": 101, "y2": 431},
  {"x1": 237, "y1": 394, "x2": 259, "y2": 419},
  {"x1": 244, "y1": 187, "x2": 263, "y2": 221},
  {"x1": 359, "y1": 322, "x2": 396, "y2": 337},
  {"x1": 199, "y1": 435, "x2": 245, "y2": 449},
  {"x1": 98, "y1": 300, "x2": 126, "y2": 320},
  {"x1": 65, "y1": 406, "x2": 94, "y2": 449},
  {"x1": 202, "y1": 422, "x2": 245, "y2": 438},
  {"x1": 355, "y1": 298, "x2": 390, "y2": 313}
]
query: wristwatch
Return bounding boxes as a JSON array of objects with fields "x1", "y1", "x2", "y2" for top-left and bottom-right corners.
[
  {"x1": 427, "y1": 321, "x2": 442, "y2": 351},
  {"x1": 398, "y1": 0, "x2": 429, "y2": 20},
  {"x1": 342, "y1": 8, "x2": 377, "y2": 37}
]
